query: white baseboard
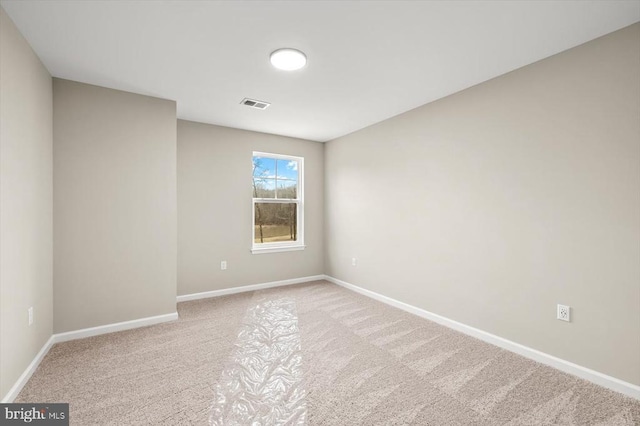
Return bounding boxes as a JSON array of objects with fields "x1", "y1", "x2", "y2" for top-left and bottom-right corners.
[
  {"x1": 5, "y1": 274, "x2": 325, "y2": 402},
  {"x1": 7, "y1": 275, "x2": 637, "y2": 403},
  {"x1": 53, "y1": 312, "x2": 179, "y2": 343},
  {"x1": 2, "y1": 312, "x2": 179, "y2": 402},
  {"x1": 176, "y1": 275, "x2": 326, "y2": 302},
  {"x1": 324, "y1": 275, "x2": 640, "y2": 400},
  {"x1": 1, "y1": 336, "x2": 55, "y2": 403}
]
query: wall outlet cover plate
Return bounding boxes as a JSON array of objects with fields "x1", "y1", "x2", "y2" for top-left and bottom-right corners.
[{"x1": 557, "y1": 304, "x2": 570, "y2": 322}]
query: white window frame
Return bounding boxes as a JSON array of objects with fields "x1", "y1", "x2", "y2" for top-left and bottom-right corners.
[{"x1": 251, "y1": 151, "x2": 304, "y2": 254}]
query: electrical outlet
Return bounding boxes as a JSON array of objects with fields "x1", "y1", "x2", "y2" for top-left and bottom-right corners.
[
  {"x1": 221, "y1": 261, "x2": 227, "y2": 270},
  {"x1": 28, "y1": 307, "x2": 33, "y2": 326},
  {"x1": 351, "y1": 257, "x2": 357, "y2": 267},
  {"x1": 557, "y1": 304, "x2": 570, "y2": 322}
]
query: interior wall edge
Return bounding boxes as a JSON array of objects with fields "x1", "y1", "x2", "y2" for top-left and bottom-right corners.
[
  {"x1": 324, "y1": 275, "x2": 640, "y2": 401},
  {"x1": 176, "y1": 275, "x2": 326, "y2": 302},
  {"x1": 0, "y1": 336, "x2": 55, "y2": 404},
  {"x1": 4, "y1": 275, "x2": 638, "y2": 403},
  {"x1": 0, "y1": 4, "x2": 54, "y2": 399},
  {"x1": 323, "y1": 22, "x2": 640, "y2": 387},
  {"x1": 0, "y1": 311, "x2": 178, "y2": 403}
]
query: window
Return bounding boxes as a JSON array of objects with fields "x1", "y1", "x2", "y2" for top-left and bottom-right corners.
[{"x1": 252, "y1": 152, "x2": 304, "y2": 253}]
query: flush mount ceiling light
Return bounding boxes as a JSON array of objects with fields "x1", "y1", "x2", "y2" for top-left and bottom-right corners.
[{"x1": 270, "y1": 48, "x2": 307, "y2": 71}]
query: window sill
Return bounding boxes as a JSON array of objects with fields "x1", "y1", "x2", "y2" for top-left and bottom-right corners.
[{"x1": 251, "y1": 245, "x2": 306, "y2": 255}]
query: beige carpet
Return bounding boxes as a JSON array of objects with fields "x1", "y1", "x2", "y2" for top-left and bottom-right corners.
[{"x1": 17, "y1": 280, "x2": 640, "y2": 425}]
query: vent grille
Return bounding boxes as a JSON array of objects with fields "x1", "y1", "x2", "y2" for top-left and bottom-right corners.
[{"x1": 241, "y1": 98, "x2": 270, "y2": 110}]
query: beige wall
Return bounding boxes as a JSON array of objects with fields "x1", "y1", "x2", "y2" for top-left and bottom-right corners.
[
  {"x1": 2, "y1": 3, "x2": 636, "y2": 397},
  {"x1": 53, "y1": 79, "x2": 177, "y2": 333},
  {"x1": 178, "y1": 120, "x2": 323, "y2": 295},
  {"x1": 325, "y1": 24, "x2": 640, "y2": 385},
  {"x1": 0, "y1": 7, "x2": 53, "y2": 398}
]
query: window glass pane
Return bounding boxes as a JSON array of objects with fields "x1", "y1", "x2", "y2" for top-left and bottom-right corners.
[
  {"x1": 253, "y1": 156, "x2": 276, "y2": 177},
  {"x1": 276, "y1": 159, "x2": 298, "y2": 199},
  {"x1": 253, "y1": 178, "x2": 275, "y2": 198},
  {"x1": 277, "y1": 180, "x2": 297, "y2": 199},
  {"x1": 277, "y1": 159, "x2": 299, "y2": 181},
  {"x1": 252, "y1": 156, "x2": 276, "y2": 198},
  {"x1": 254, "y1": 203, "x2": 297, "y2": 243}
]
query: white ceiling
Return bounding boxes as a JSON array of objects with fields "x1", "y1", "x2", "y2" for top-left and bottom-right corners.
[{"x1": 2, "y1": 1, "x2": 639, "y2": 142}]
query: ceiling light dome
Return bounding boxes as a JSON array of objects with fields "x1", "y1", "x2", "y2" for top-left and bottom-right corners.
[{"x1": 270, "y1": 48, "x2": 307, "y2": 71}]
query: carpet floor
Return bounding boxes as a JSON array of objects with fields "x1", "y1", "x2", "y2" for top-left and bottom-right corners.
[{"x1": 16, "y1": 280, "x2": 640, "y2": 425}]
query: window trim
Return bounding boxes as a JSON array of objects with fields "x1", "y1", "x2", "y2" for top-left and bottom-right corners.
[{"x1": 251, "y1": 151, "x2": 304, "y2": 254}]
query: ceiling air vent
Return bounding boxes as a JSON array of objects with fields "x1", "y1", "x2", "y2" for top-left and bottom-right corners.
[{"x1": 241, "y1": 98, "x2": 270, "y2": 110}]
